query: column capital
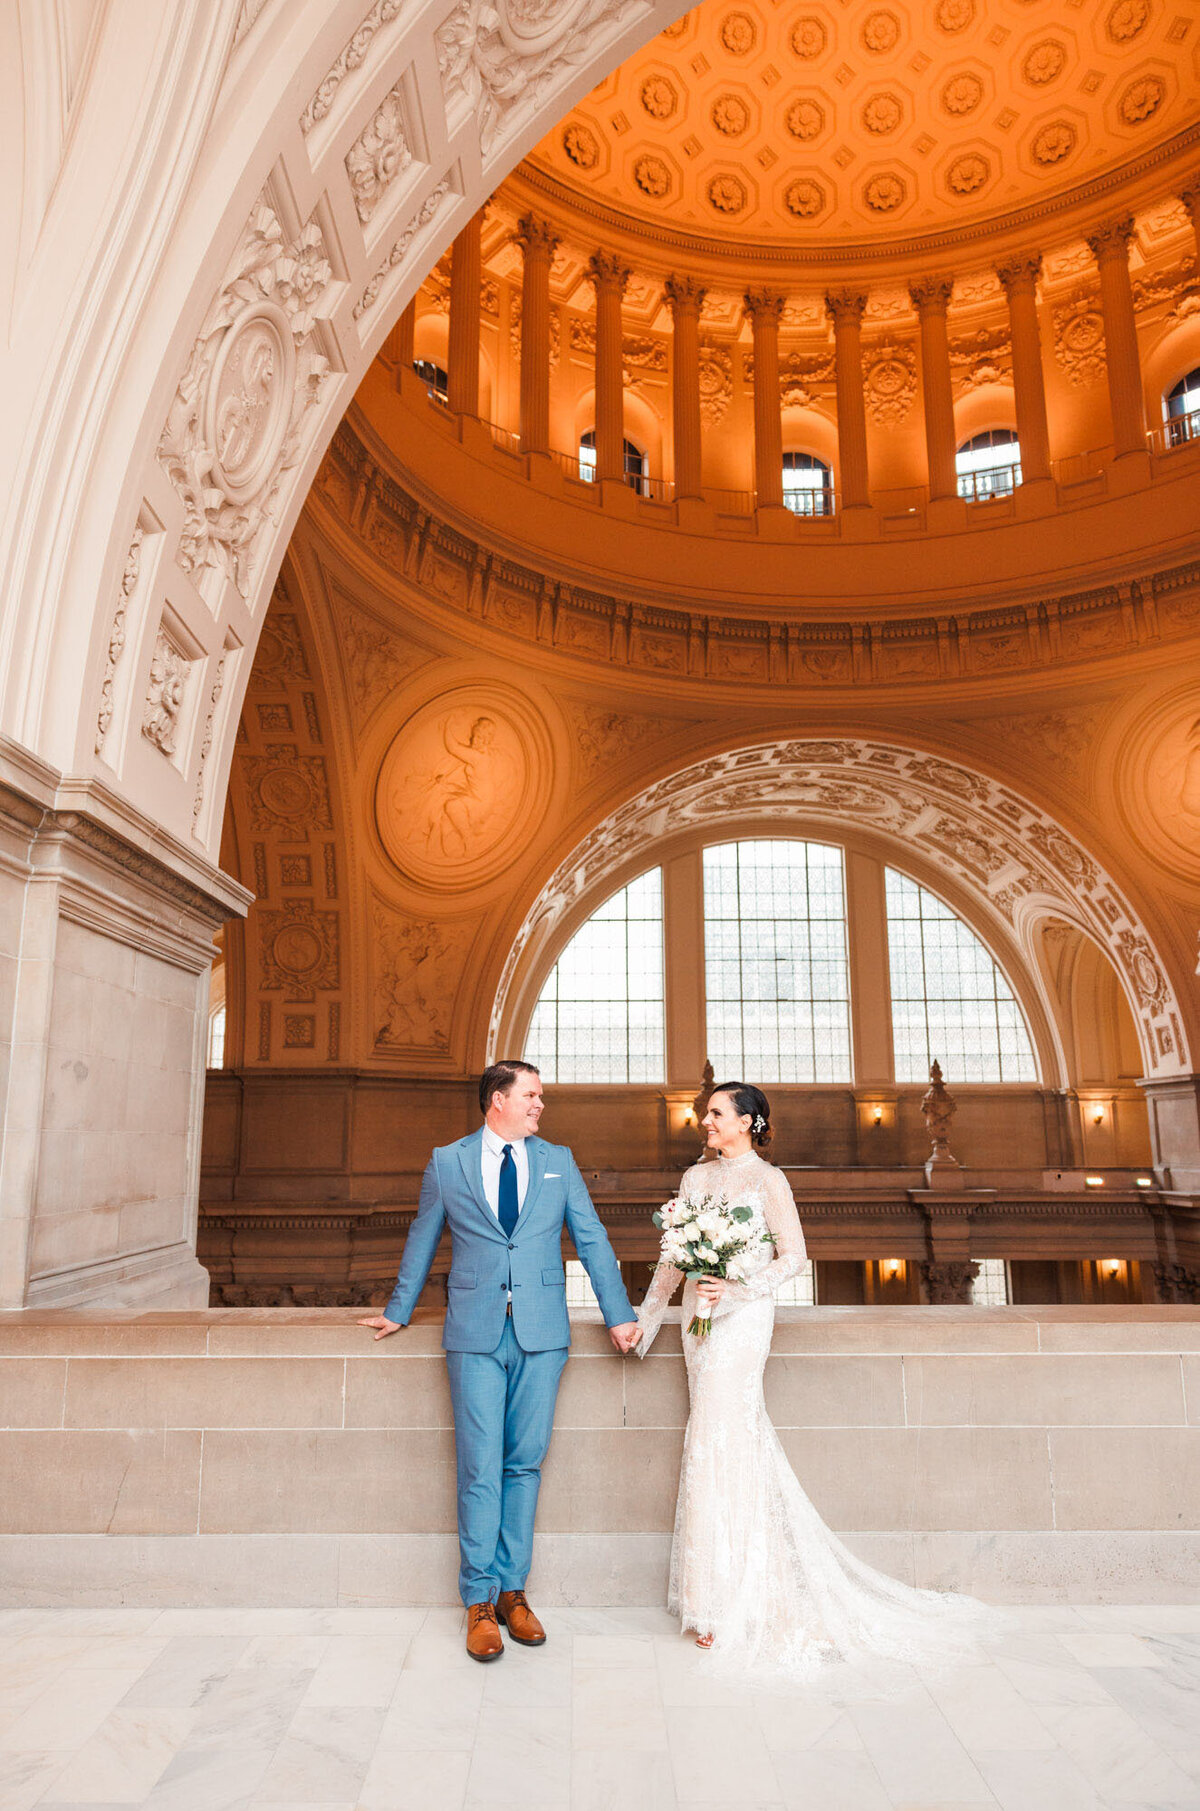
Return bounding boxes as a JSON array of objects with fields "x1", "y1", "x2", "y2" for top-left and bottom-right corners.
[
  {"x1": 515, "y1": 214, "x2": 560, "y2": 259},
  {"x1": 588, "y1": 250, "x2": 631, "y2": 293},
  {"x1": 996, "y1": 254, "x2": 1043, "y2": 296},
  {"x1": 1086, "y1": 217, "x2": 1136, "y2": 263},
  {"x1": 825, "y1": 290, "x2": 868, "y2": 327},
  {"x1": 743, "y1": 287, "x2": 785, "y2": 324},
  {"x1": 908, "y1": 277, "x2": 954, "y2": 315},
  {"x1": 663, "y1": 273, "x2": 708, "y2": 315}
]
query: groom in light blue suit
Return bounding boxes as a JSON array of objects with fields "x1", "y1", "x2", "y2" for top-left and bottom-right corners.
[{"x1": 360, "y1": 1059, "x2": 639, "y2": 1661}]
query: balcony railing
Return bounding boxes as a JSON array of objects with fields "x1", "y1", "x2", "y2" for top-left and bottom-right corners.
[
  {"x1": 958, "y1": 462, "x2": 1021, "y2": 503},
  {"x1": 782, "y1": 487, "x2": 836, "y2": 518},
  {"x1": 1148, "y1": 406, "x2": 1200, "y2": 455}
]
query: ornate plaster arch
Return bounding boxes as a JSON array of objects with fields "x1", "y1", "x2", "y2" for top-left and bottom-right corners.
[
  {"x1": 0, "y1": 0, "x2": 683, "y2": 873},
  {"x1": 488, "y1": 738, "x2": 1190, "y2": 1079}
]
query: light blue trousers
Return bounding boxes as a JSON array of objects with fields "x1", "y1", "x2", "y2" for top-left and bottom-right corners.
[{"x1": 444, "y1": 1318, "x2": 569, "y2": 1607}]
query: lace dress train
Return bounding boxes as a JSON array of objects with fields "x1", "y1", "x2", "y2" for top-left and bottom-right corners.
[{"x1": 635, "y1": 1151, "x2": 996, "y2": 1684}]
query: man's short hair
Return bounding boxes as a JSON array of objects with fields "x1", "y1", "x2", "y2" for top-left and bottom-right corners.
[{"x1": 479, "y1": 1059, "x2": 540, "y2": 1115}]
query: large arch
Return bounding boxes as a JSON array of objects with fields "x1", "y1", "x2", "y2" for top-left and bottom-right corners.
[{"x1": 489, "y1": 738, "x2": 1191, "y2": 1089}]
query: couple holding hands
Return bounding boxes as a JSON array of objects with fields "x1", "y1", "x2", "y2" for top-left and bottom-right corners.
[{"x1": 361, "y1": 1059, "x2": 990, "y2": 1680}]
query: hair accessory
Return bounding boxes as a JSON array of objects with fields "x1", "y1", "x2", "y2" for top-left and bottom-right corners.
[{"x1": 753, "y1": 1113, "x2": 766, "y2": 1132}]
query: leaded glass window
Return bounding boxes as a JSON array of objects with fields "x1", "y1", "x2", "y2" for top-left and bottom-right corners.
[
  {"x1": 525, "y1": 869, "x2": 665, "y2": 1082},
  {"x1": 972, "y1": 1259, "x2": 1011, "y2": 1306},
  {"x1": 886, "y1": 869, "x2": 1038, "y2": 1083},
  {"x1": 703, "y1": 840, "x2": 853, "y2": 1083}
]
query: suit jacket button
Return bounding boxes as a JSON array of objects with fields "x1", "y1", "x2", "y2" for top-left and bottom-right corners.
[{"x1": 508, "y1": 1242, "x2": 515, "y2": 1250}]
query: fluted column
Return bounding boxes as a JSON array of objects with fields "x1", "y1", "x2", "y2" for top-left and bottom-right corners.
[
  {"x1": 908, "y1": 278, "x2": 958, "y2": 502},
  {"x1": 664, "y1": 275, "x2": 707, "y2": 499},
  {"x1": 825, "y1": 291, "x2": 871, "y2": 510},
  {"x1": 515, "y1": 215, "x2": 559, "y2": 456},
  {"x1": 1087, "y1": 218, "x2": 1146, "y2": 459},
  {"x1": 997, "y1": 256, "x2": 1051, "y2": 484},
  {"x1": 385, "y1": 299, "x2": 416, "y2": 373},
  {"x1": 446, "y1": 208, "x2": 483, "y2": 416},
  {"x1": 744, "y1": 289, "x2": 785, "y2": 508},
  {"x1": 588, "y1": 252, "x2": 631, "y2": 482}
]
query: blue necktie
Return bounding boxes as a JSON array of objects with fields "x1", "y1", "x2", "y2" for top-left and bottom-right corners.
[{"x1": 498, "y1": 1143, "x2": 519, "y2": 1239}]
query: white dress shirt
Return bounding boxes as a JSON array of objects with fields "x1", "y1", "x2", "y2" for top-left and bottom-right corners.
[{"x1": 480, "y1": 1124, "x2": 529, "y2": 1223}]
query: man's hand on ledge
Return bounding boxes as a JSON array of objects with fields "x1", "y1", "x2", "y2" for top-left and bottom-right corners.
[
  {"x1": 609, "y1": 1321, "x2": 642, "y2": 1355},
  {"x1": 358, "y1": 1315, "x2": 402, "y2": 1341}
]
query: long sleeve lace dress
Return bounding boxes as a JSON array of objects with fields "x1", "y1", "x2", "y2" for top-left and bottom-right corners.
[{"x1": 635, "y1": 1149, "x2": 995, "y2": 1683}]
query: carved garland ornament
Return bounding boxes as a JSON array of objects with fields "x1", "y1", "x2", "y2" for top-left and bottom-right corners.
[
  {"x1": 158, "y1": 197, "x2": 331, "y2": 598},
  {"x1": 864, "y1": 342, "x2": 917, "y2": 424},
  {"x1": 1054, "y1": 294, "x2": 1106, "y2": 385},
  {"x1": 490, "y1": 741, "x2": 1188, "y2": 1075},
  {"x1": 143, "y1": 628, "x2": 191, "y2": 756},
  {"x1": 354, "y1": 179, "x2": 453, "y2": 321},
  {"x1": 95, "y1": 525, "x2": 144, "y2": 754},
  {"x1": 345, "y1": 79, "x2": 414, "y2": 223},
  {"x1": 301, "y1": 0, "x2": 404, "y2": 134}
]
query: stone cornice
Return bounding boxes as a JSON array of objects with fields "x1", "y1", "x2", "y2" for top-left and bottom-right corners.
[
  {"x1": 311, "y1": 417, "x2": 1200, "y2": 693},
  {"x1": 508, "y1": 122, "x2": 1200, "y2": 274}
]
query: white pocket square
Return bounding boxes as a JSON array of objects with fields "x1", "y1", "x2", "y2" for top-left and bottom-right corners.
[{"x1": 545, "y1": 1171, "x2": 562, "y2": 1178}]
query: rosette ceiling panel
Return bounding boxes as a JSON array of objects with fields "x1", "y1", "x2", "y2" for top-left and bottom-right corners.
[{"x1": 524, "y1": 0, "x2": 1198, "y2": 251}]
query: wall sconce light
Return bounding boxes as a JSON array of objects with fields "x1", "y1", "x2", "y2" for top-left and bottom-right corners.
[
  {"x1": 1104, "y1": 1258, "x2": 1122, "y2": 1279},
  {"x1": 872, "y1": 1105, "x2": 884, "y2": 1127},
  {"x1": 1084, "y1": 1175, "x2": 1105, "y2": 1187},
  {"x1": 1091, "y1": 1106, "x2": 1105, "y2": 1125},
  {"x1": 883, "y1": 1258, "x2": 903, "y2": 1280},
  {"x1": 683, "y1": 1111, "x2": 695, "y2": 1128},
  {"x1": 1135, "y1": 1176, "x2": 1154, "y2": 1188}
]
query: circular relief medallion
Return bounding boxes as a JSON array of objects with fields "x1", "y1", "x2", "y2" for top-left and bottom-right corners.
[
  {"x1": 562, "y1": 123, "x2": 599, "y2": 168},
  {"x1": 376, "y1": 689, "x2": 542, "y2": 888},
  {"x1": 1120, "y1": 73, "x2": 1165, "y2": 124},
  {"x1": 790, "y1": 17, "x2": 827, "y2": 59},
  {"x1": 1107, "y1": 0, "x2": 1148, "y2": 41},
  {"x1": 862, "y1": 92, "x2": 902, "y2": 133},
  {"x1": 946, "y1": 152, "x2": 990, "y2": 194},
  {"x1": 712, "y1": 93, "x2": 750, "y2": 135},
  {"x1": 786, "y1": 177, "x2": 826, "y2": 218},
  {"x1": 205, "y1": 301, "x2": 295, "y2": 505},
  {"x1": 257, "y1": 763, "x2": 319, "y2": 821},
  {"x1": 634, "y1": 155, "x2": 672, "y2": 198},
  {"x1": 863, "y1": 171, "x2": 907, "y2": 212},
  {"x1": 707, "y1": 173, "x2": 748, "y2": 213},
  {"x1": 1124, "y1": 701, "x2": 1200, "y2": 880},
  {"x1": 721, "y1": 11, "x2": 756, "y2": 53},
  {"x1": 271, "y1": 924, "x2": 323, "y2": 979},
  {"x1": 861, "y1": 9, "x2": 900, "y2": 52},
  {"x1": 941, "y1": 72, "x2": 983, "y2": 115},
  {"x1": 1032, "y1": 120, "x2": 1077, "y2": 164},
  {"x1": 935, "y1": 0, "x2": 975, "y2": 31},
  {"x1": 785, "y1": 96, "x2": 825, "y2": 139},
  {"x1": 640, "y1": 74, "x2": 677, "y2": 119},
  {"x1": 1023, "y1": 39, "x2": 1066, "y2": 85}
]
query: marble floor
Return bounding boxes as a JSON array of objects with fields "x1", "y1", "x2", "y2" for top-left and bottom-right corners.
[{"x1": 0, "y1": 1604, "x2": 1198, "y2": 1811}]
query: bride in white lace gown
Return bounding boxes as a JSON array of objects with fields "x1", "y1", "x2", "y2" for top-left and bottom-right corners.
[{"x1": 633, "y1": 1080, "x2": 996, "y2": 1684}]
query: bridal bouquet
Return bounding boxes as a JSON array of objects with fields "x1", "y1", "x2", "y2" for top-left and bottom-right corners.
[{"x1": 652, "y1": 1190, "x2": 771, "y2": 1338}]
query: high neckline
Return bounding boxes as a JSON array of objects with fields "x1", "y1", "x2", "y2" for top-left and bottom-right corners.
[{"x1": 716, "y1": 1148, "x2": 759, "y2": 1168}]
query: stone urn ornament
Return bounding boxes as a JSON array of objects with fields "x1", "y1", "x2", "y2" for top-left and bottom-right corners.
[{"x1": 921, "y1": 1059, "x2": 961, "y2": 1178}]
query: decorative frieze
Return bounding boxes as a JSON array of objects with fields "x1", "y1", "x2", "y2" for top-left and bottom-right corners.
[{"x1": 301, "y1": 0, "x2": 404, "y2": 135}]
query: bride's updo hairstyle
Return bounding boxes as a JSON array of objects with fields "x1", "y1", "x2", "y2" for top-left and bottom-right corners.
[{"x1": 713, "y1": 1081, "x2": 773, "y2": 1151}]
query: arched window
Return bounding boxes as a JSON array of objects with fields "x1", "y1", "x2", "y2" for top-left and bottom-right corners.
[
  {"x1": 414, "y1": 358, "x2": 449, "y2": 403},
  {"x1": 782, "y1": 451, "x2": 835, "y2": 517},
  {"x1": 703, "y1": 840, "x2": 852, "y2": 1083},
  {"x1": 956, "y1": 428, "x2": 1021, "y2": 501},
  {"x1": 885, "y1": 869, "x2": 1038, "y2": 1082},
  {"x1": 1164, "y1": 367, "x2": 1200, "y2": 446},
  {"x1": 525, "y1": 869, "x2": 665, "y2": 1082},
  {"x1": 207, "y1": 1005, "x2": 226, "y2": 1069},
  {"x1": 578, "y1": 429, "x2": 649, "y2": 494}
]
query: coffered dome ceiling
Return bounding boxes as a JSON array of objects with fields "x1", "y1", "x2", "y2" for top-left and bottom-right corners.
[{"x1": 520, "y1": 0, "x2": 1200, "y2": 257}]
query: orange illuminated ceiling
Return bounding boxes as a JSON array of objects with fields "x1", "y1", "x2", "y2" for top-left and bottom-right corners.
[{"x1": 521, "y1": 0, "x2": 1200, "y2": 258}]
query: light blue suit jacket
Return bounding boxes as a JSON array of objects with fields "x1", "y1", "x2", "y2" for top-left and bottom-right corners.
[{"x1": 384, "y1": 1127, "x2": 635, "y2": 1351}]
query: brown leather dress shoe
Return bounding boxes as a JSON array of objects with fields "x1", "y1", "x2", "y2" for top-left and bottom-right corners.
[
  {"x1": 496, "y1": 1589, "x2": 546, "y2": 1646},
  {"x1": 466, "y1": 1601, "x2": 504, "y2": 1662}
]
